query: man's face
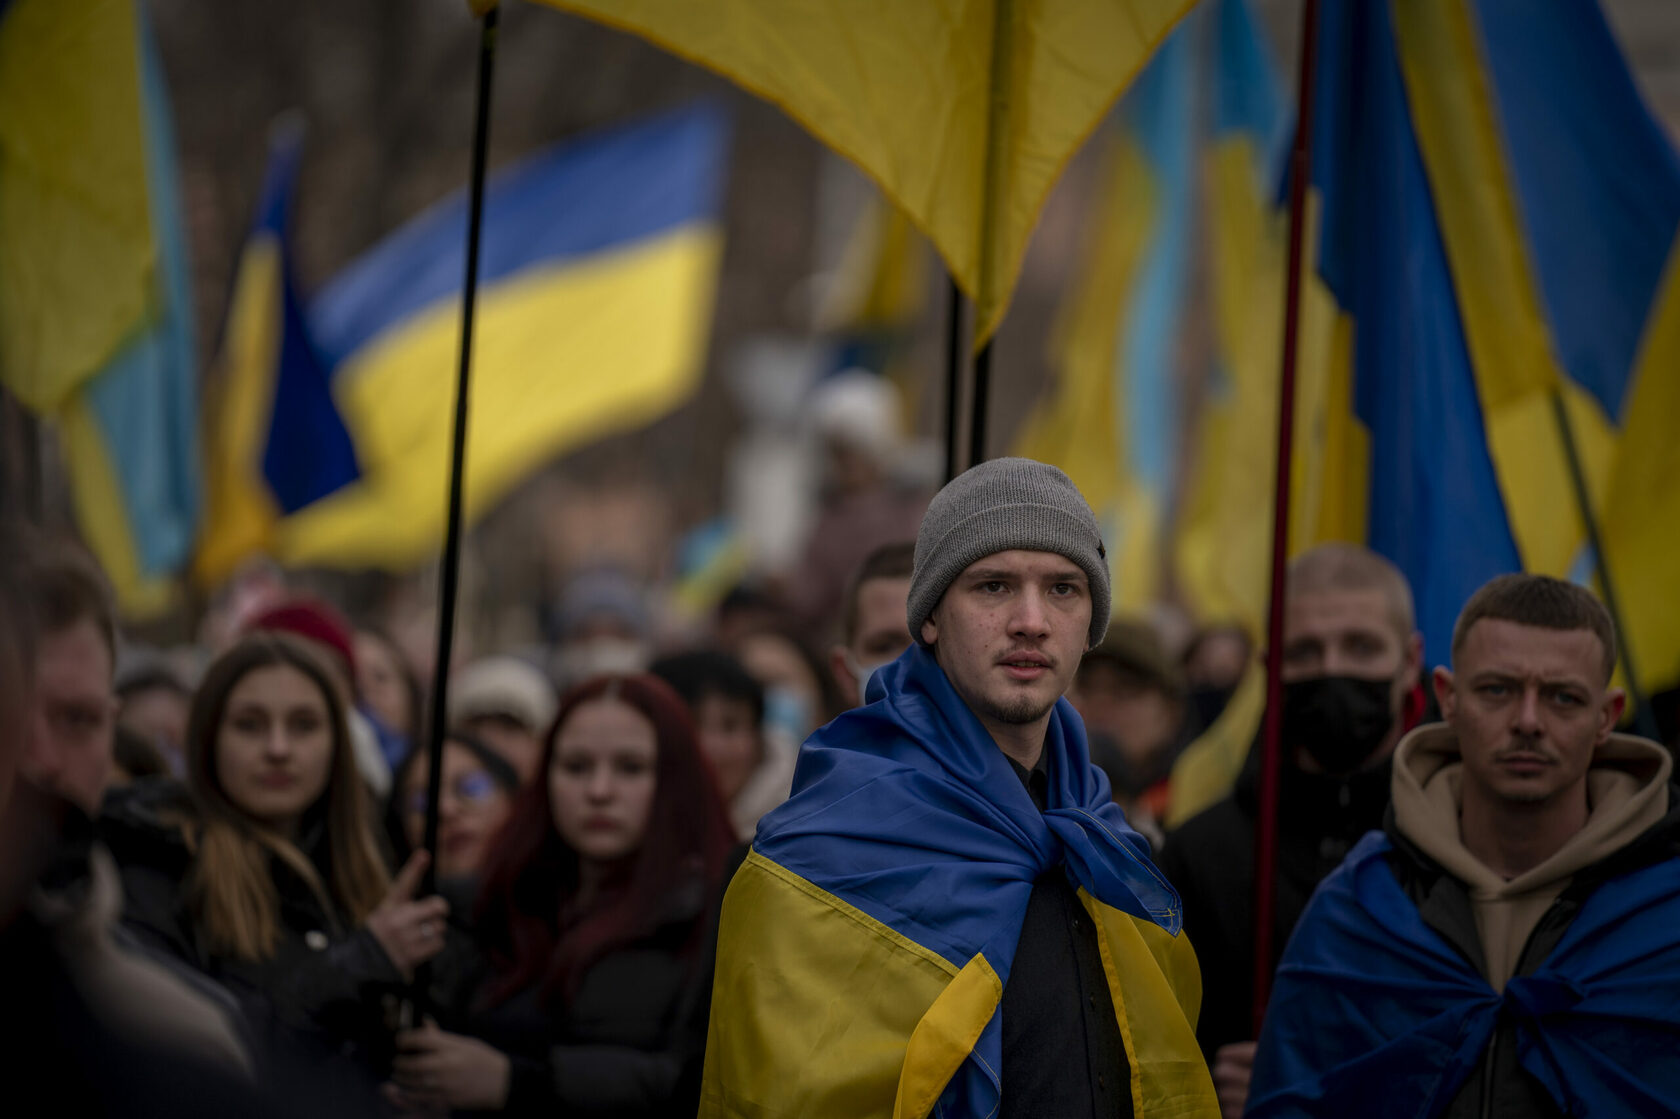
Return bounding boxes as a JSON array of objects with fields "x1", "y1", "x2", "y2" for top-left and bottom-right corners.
[
  {"x1": 1281, "y1": 587, "x2": 1419, "y2": 749},
  {"x1": 23, "y1": 620, "x2": 116, "y2": 814},
  {"x1": 921, "y1": 550, "x2": 1091, "y2": 740},
  {"x1": 1436, "y1": 619, "x2": 1621, "y2": 810},
  {"x1": 832, "y1": 575, "x2": 913, "y2": 707}
]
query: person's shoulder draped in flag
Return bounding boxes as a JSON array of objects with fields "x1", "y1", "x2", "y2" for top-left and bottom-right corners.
[
  {"x1": 1248, "y1": 575, "x2": 1680, "y2": 1117},
  {"x1": 701, "y1": 457, "x2": 1216, "y2": 1118}
]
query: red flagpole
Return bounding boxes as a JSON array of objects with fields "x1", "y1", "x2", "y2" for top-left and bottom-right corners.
[{"x1": 1252, "y1": 0, "x2": 1324, "y2": 1039}]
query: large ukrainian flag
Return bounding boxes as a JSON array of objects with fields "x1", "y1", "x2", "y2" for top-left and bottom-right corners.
[
  {"x1": 0, "y1": 0, "x2": 199, "y2": 615},
  {"x1": 1176, "y1": 0, "x2": 1680, "y2": 690},
  {"x1": 1300, "y1": 0, "x2": 1680, "y2": 677},
  {"x1": 529, "y1": 0, "x2": 1196, "y2": 346},
  {"x1": 198, "y1": 102, "x2": 728, "y2": 574}
]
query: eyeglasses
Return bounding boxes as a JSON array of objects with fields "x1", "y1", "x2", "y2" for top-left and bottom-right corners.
[{"x1": 404, "y1": 769, "x2": 500, "y2": 815}]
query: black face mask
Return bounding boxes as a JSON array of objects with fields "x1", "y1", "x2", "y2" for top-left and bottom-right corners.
[{"x1": 1281, "y1": 675, "x2": 1396, "y2": 775}]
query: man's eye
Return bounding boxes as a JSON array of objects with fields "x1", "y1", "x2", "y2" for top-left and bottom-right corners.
[
  {"x1": 1478, "y1": 683, "x2": 1510, "y2": 698},
  {"x1": 1050, "y1": 582, "x2": 1080, "y2": 597},
  {"x1": 1551, "y1": 690, "x2": 1585, "y2": 708},
  {"x1": 979, "y1": 581, "x2": 1006, "y2": 594}
]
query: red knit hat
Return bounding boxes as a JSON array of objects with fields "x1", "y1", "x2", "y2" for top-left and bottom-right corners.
[{"x1": 246, "y1": 598, "x2": 357, "y2": 678}]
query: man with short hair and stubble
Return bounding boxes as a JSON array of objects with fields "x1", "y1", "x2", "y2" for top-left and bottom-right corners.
[
  {"x1": 702, "y1": 458, "x2": 1215, "y2": 1119},
  {"x1": 828, "y1": 540, "x2": 915, "y2": 709},
  {"x1": 1248, "y1": 574, "x2": 1680, "y2": 1117},
  {"x1": 20, "y1": 537, "x2": 120, "y2": 815},
  {"x1": 1155, "y1": 543, "x2": 1424, "y2": 1119}
]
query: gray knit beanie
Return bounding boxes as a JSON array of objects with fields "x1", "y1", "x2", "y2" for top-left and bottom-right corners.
[{"x1": 908, "y1": 457, "x2": 1110, "y2": 649}]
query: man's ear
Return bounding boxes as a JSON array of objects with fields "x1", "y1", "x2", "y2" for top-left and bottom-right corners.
[
  {"x1": 920, "y1": 616, "x2": 938, "y2": 646},
  {"x1": 1432, "y1": 665, "x2": 1457, "y2": 721},
  {"x1": 1600, "y1": 688, "x2": 1627, "y2": 743},
  {"x1": 1405, "y1": 632, "x2": 1425, "y2": 686}
]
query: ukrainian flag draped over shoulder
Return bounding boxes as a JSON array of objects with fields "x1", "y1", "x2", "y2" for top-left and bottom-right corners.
[
  {"x1": 529, "y1": 0, "x2": 1195, "y2": 346},
  {"x1": 0, "y1": 0, "x2": 200, "y2": 615},
  {"x1": 1248, "y1": 833, "x2": 1680, "y2": 1116},
  {"x1": 702, "y1": 644, "x2": 1216, "y2": 1118}
]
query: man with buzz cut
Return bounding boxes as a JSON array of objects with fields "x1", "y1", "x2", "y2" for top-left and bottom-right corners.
[
  {"x1": 1248, "y1": 574, "x2": 1680, "y2": 1118},
  {"x1": 701, "y1": 458, "x2": 1216, "y2": 1119}
]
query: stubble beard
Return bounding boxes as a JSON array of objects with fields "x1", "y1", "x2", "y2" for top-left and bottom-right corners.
[{"x1": 974, "y1": 690, "x2": 1056, "y2": 727}]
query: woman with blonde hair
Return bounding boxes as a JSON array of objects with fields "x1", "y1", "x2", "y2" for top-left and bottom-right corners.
[{"x1": 104, "y1": 633, "x2": 448, "y2": 1104}]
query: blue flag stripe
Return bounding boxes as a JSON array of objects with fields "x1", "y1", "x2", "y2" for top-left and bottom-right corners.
[
  {"x1": 1469, "y1": 0, "x2": 1680, "y2": 419},
  {"x1": 309, "y1": 101, "x2": 729, "y2": 366}
]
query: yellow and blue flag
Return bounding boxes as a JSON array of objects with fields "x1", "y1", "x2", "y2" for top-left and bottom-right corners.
[
  {"x1": 1291, "y1": 0, "x2": 1680, "y2": 676},
  {"x1": 0, "y1": 0, "x2": 200, "y2": 615},
  {"x1": 196, "y1": 124, "x2": 358, "y2": 587},
  {"x1": 530, "y1": 0, "x2": 1196, "y2": 346},
  {"x1": 199, "y1": 102, "x2": 728, "y2": 574},
  {"x1": 1016, "y1": 21, "x2": 1197, "y2": 613},
  {"x1": 1174, "y1": 0, "x2": 1292, "y2": 637},
  {"x1": 702, "y1": 644, "x2": 1215, "y2": 1117}
]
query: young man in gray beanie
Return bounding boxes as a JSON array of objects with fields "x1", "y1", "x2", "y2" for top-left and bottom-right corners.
[{"x1": 701, "y1": 459, "x2": 1214, "y2": 1119}]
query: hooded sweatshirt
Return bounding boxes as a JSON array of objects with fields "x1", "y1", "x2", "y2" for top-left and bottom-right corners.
[{"x1": 1391, "y1": 724, "x2": 1671, "y2": 991}]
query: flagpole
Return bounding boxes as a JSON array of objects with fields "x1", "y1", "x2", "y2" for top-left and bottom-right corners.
[
  {"x1": 414, "y1": 4, "x2": 499, "y2": 1007},
  {"x1": 1252, "y1": 0, "x2": 1322, "y2": 1039},
  {"x1": 968, "y1": 340, "x2": 993, "y2": 469},
  {"x1": 1548, "y1": 390, "x2": 1661, "y2": 740},
  {"x1": 944, "y1": 276, "x2": 967, "y2": 482}
]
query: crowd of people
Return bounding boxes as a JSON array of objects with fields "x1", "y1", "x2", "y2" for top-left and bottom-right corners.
[{"x1": 5, "y1": 455, "x2": 1677, "y2": 1117}]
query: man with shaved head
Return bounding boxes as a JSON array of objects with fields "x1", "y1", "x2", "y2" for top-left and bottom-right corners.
[
  {"x1": 1156, "y1": 542, "x2": 1424, "y2": 1118},
  {"x1": 1249, "y1": 574, "x2": 1680, "y2": 1117}
]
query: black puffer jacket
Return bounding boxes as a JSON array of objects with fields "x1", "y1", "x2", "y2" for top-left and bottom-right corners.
[
  {"x1": 1382, "y1": 787, "x2": 1680, "y2": 1119},
  {"x1": 100, "y1": 779, "x2": 406, "y2": 1108},
  {"x1": 1154, "y1": 739, "x2": 1392, "y2": 1060},
  {"x1": 437, "y1": 874, "x2": 722, "y2": 1119}
]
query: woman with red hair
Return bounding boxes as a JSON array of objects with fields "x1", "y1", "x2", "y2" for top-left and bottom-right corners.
[{"x1": 388, "y1": 673, "x2": 736, "y2": 1117}]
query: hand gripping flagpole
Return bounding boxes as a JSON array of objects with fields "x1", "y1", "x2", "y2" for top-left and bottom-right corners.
[
  {"x1": 412, "y1": 2, "x2": 500, "y2": 1013},
  {"x1": 1252, "y1": 0, "x2": 1323, "y2": 1040}
]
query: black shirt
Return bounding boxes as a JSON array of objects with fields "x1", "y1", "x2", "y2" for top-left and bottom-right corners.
[{"x1": 999, "y1": 750, "x2": 1131, "y2": 1119}]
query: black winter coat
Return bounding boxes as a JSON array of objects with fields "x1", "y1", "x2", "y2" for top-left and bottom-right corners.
[
  {"x1": 100, "y1": 779, "x2": 406, "y2": 1110},
  {"x1": 1154, "y1": 742, "x2": 1392, "y2": 1060},
  {"x1": 1382, "y1": 786, "x2": 1680, "y2": 1119},
  {"x1": 439, "y1": 875, "x2": 722, "y2": 1119}
]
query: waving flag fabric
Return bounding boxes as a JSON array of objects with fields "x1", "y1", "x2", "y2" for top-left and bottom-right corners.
[
  {"x1": 195, "y1": 125, "x2": 358, "y2": 587},
  {"x1": 197, "y1": 102, "x2": 728, "y2": 574},
  {"x1": 1179, "y1": 0, "x2": 1680, "y2": 683},
  {"x1": 531, "y1": 0, "x2": 1195, "y2": 347},
  {"x1": 1, "y1": 0, "x2": 199, "y2": 615},
  {"x1": 1016, "y1": 23, "x2": 1196, "y2": 615}
]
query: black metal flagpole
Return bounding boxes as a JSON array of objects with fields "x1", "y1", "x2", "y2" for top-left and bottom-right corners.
[
  {"x1": 967, "y1": 339, "x2": 993, "y2": 470},
  {"x1": 418, "y1": 2, "x2": 499, "y2": 970},
  {"x1": 1253, "y1": 0, "x2": 1324, "y2": 1038},
  {"x1": 943, "y1": 276, "x2": 967, "y2": 482}
]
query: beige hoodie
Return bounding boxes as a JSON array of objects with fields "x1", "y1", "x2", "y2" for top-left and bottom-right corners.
[{"x1": 1391, "y1": 724, "x2": 1671, "y2": 992}]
